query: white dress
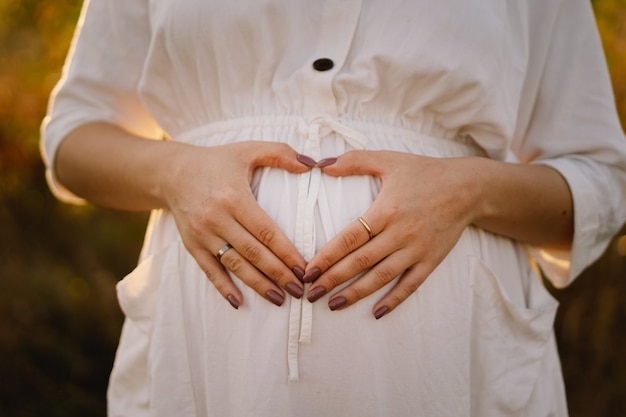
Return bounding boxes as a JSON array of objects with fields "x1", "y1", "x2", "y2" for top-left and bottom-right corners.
[{"x1": 42, "y1": 1, "x2": 626, "y2": 416}]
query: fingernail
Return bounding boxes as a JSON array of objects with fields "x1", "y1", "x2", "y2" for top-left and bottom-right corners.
[
  {"x1": 285, "y1": 282, "x2": 304, "y2": 299},
  {"x1": 302, "y1": 267, "x2": 321, "y2": 283},
  {"x1": 296, "y1": 154, "x2": 317, "y2": 167},
  {"x1": 292, "y1": 266, "x2": 305, "y2": 282},
  {"x1": 316, "y1": 157, "x2": 337, "y2": 168},
  {"x1": 266, "y1": 289, "x2": 285, "y2": 306},
  {"x1": 227, "y1": 294, "x2": 240, "y2": 310},
  {"x1": 307, "y1": 286, "x2": 327, "y2": 303},
  {"x1": 374, "y1": 306, "x2": 389, "y2": 320},
  {"x1": 328, "y1": 296, "x2": 347, "y2": 311}
]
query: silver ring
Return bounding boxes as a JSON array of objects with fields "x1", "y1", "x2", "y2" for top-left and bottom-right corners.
[
  {"x1": 216, "y1": 244, "x2": 233, "y2": 262},
  {"x1": 357, "y1": 217, "x2": 374, "y2": 240}
]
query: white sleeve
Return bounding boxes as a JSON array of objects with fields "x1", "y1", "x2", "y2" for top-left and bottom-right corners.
[
  {"x1": 512, "y1": 0, "x2": 626, "y2": 287},
  {"x1": 40, "y1": 0, "x2": 162, "y2": 203}
]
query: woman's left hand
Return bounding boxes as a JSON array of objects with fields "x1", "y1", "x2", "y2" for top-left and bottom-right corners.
[{"x1": 304, "y1": 150, "x2": 486, "y2": 319}]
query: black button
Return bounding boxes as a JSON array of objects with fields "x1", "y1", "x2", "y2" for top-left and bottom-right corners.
[{"x1": 312, "y1": 58, "x2": 334, "y2": 71}]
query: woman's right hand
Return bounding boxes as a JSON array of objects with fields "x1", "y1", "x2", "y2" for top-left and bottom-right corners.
[{"x1": 161, "y1": 140, "x2": 312, "y2": 309}]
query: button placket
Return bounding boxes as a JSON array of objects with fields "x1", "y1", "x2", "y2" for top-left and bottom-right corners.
[{"x1": 300, "y1": 0, "x2": 364, "y2": 116}]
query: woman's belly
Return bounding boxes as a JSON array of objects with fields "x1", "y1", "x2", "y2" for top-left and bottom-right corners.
[{"x1": 110, "y1": 115, "x2": 560, "y2": 416}]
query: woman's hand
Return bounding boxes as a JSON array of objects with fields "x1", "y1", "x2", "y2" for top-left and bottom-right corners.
[
  {"x1": 57, "y1": 123, "x2": 315, "y2": 310},
  {"x1": 163, "y1": 141, "x2": 313, "y2": 309},
  {"x1": 304, "y1": 151, "x2": 486, "y2": 319},
  {"x1": 304, "y1": 149, "x2": 573, "y2": 319}
]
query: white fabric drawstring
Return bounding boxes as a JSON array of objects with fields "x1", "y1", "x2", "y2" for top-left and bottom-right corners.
[{"x1": 287, "y1": 116, "x2": 369, "y2": 382}]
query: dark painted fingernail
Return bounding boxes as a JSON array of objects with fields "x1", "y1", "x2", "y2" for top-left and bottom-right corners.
[
  {"x1": 328, "y1": 296, "x2": 347, "y2": 311},
  {"x1": 316, "y1": 157, "x2": 337, "y2": 168},
  {"x1": 285, "y1": 282, "x2": 304, "y2": 299},
  {"x1": 374, "y1": 306, "x2": 389, "y2": 320},
  {"x1": 292, "y1": 266, "x2": 305, "y2": 282},
  {"x1": 307, "y1": 286, "x2": 327, "y2": 303},
  {"x1": 302, "y1": 267, "x2": 321, "y2": 283},
  {"x1": 296, "y1": 154, "x2": 317, "y2": 167},
  {"x1": 227, "y1": 294, "x2": 240, "y2": 310},
  {"x1": 266, "y1": 289, "x2": 285, "y2": 306}
]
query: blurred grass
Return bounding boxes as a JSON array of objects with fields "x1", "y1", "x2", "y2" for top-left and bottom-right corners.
[{"x1": 0, "y1": 1, "x2": 625, "y2": 416}]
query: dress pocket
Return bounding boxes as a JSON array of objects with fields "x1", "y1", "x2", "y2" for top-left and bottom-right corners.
[
  {"x1": 468, "y1": 255, "x2": 558, "y2": 416},
  {"x1": 116, "y1": 242, "x2": 179, "y2": 335},
  {"x1": 113, "y1": 241, "x2": 200, "y2": 416}
]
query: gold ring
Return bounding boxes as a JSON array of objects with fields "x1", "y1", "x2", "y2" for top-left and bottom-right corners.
[
  {"x1": 357, "y1": 217, "x2": 374, "y2": 240},
  {"x1": 216, "y1": 244, "x2": 233, "y2": 262}
]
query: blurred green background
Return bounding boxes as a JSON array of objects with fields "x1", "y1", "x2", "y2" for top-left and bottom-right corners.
[{"x1": 1, "y1": 0, "x2": 625, "y2": 416}]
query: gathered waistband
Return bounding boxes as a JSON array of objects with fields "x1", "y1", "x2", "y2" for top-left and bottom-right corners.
[{"x1": 174, "y1": 114, "x2": 486, "y2": 158}]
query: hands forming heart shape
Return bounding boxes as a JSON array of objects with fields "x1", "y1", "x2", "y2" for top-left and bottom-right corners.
[{"x1": 165, "y1": 141, "x2": 484, "y2": 319}]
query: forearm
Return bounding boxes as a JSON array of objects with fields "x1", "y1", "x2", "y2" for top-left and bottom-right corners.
[
  {"x1": 55, "y1": 122, "x2": 177, "y2": 211},
  {"x1": 468, "y1": 157, "x2": 574, "y2": 249}
]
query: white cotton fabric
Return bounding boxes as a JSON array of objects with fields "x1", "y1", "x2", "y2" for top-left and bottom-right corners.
[{"x1": 41, "y1": 0, "x2": 626, "y2": 416}]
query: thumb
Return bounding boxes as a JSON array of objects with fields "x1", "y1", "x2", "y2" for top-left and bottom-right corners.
[
  {"x1": 249, "y1": 142, "x2": 312, "y2": 174},
  {"x1": 321, "y1": 150, "x2": 387, "y2": 177}
]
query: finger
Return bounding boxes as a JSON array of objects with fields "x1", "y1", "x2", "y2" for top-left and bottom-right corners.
[
  {"x1": 232, "y1": 192, "x2": 308, "y2": 273},
  {"x1": 304, "y1": 214, "x2": 383, "y2": 282},
  {"x1": 227, "y1": 235, "x2": 304, "y2": 298},
  {"x1": 245, "y1": 141, "x2": 314, "y2": 174},
  {"x1": 306, "y1": 233, "x2": 395, "y2": 302},
  {"x1": 312, "y1": 247, "x2": 409, "y2": 307},
  {"x1": 210, "y1": 213, "x2": 305, "y2": 299},
  {"x1": 370, "y1": 262, "x2": 431, "y2": 319},
  {"x1": 191, "y1": 246, "x2": 244, "y2": 310},
  {"x1": 319, "y1": 150, "x2": 393, "y2": 177},
  {"x1": 217, "y1": 243, "x2": 297, "y2": 306}
]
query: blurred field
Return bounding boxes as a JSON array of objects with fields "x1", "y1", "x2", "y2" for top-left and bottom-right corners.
[{"x1": 0, "y1": 1, "x2": 625, "y2": 416}]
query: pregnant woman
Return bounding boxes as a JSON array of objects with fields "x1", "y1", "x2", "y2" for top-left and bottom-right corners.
[{"x1": 42, "y1": 1, "x2": 626, "y2": 416}]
